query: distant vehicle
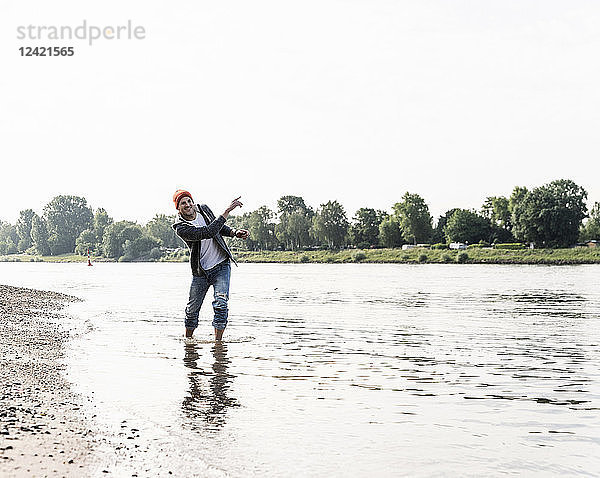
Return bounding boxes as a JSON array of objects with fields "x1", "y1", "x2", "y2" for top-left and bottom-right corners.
[{"x1": 449, "y1": 242, "x2": 467, "y2": 250}]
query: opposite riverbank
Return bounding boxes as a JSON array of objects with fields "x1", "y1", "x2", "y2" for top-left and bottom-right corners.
[
  {"x1": 2, "y1": 247, "x2": 600, "y2": 265},
  {"x1": 237, "y1": 247, "x2": 600, "y2": 265}
]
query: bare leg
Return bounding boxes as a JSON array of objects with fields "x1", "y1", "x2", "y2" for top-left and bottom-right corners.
[
  {"x1": 186, "y1": 328, "x2": 194, "y2": 338},
  {"x1": 214, "y1": 327, "x2": 225, "y2": 341}
]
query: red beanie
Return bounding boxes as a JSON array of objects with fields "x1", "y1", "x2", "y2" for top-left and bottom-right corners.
[{"x1": 173, "y1": 189, "x2": 193, "y2": 209}]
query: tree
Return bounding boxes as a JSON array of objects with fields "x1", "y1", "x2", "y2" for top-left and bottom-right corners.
[
  {"x1": 75, "y1": 229, "x2": 97, "y2": 255},
  {"x1": 247, "y1": 206, "x2": 277, "y2": 250},
  {"x1": 43, "y1": 195, "x2": 93, "y2": 255},
  {"x1": 432, "y1": 209, "x2": 459, "y2": 244},
  {"x1": 378, "y1": 216, "x2": 403, "y2": 248},
  {"x1": 31, "y1": 214, "x2": 51, "y2": 256},
  {"x1": 482, "y1": 196, "x2": 514, "y2": 243},
  {"x1": 93, "y1": 208, "x2": 113, "y2": 245},
  {"x1": 482, "y1": 196, "x2": 511, "y2": 230},
  {"x1": 349, "y1": 208, "x2": 386, "y2": 248},
  {"x1": 102, "y1": 221, "x2": 143, "y2": 259},
  {"x1": 509, "y1": 186, "x2": 528, "y2": 231},
  {"x1": 276, "y1": 195, "x2": 314, "y2": 250},
  {"x1": 145, "y1": 214, "x2": 179, "y2": 248},
  {"x1": 0, "y1": 239, "x2": 17, "y2": 255},
  {"x1": 393, "y1": 193, "x2": 433, "y2": 245},
  {"x1": 489, "y1": 224, "x2": 515, "y2": 244},
  {"x1": 122, "y1": 236, "x2": 160, "y2": 261},
  {"x1": 72, "y1": 208, "x2": 113, "y2": 256},
  {"x1": 313, "y1": 200, "x2": 349, "y2": 249},
  {"x1": 445, "y1": 209, "x2": 491, "y2": 244},
  {"x1": 277, "y1": 196, "x2": 309, "y2": 215},
  {"x1": 277, "y1": 211, "x2": 313, "y2": 250},
  {"x1": 226, "y1": 213, "x2": 251, "y2": 251},
  {"x1": 0, "y1": 221, "x2": 18, "y2": 255},
  {"x1": 16, "y1": 209, "x2": 36, "y2": 252},
  {"x1": 580, "y1": 202, "x2": 600, "y2": 241},
  {"x1": 512, "y1": 179, "x2": 587, "y2": 247}
]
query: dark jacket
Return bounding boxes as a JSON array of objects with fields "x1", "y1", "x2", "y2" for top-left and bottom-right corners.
[{"x1": 172, "y1": 204, "x2": 237, "y2": 276}]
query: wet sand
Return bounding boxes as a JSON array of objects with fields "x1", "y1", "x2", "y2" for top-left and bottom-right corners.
[{"x1": 0, "y1": 284, "x2": 97, "y2": 477}]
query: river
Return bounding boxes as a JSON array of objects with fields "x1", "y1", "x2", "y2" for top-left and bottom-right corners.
[{"x1": 1, "y1": 262, "x2": 599, "y2": 476}]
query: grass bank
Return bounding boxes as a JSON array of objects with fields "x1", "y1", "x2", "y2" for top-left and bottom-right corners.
[
  {"x1": 0, "y1": 253, "x2": 112, "y2": 263},
  {"x1": 2, "y1": 248, "x2": 600, "y2": 265},
  {"x1": 233, "y1": 247, "x2": 600, "y2": 265}
]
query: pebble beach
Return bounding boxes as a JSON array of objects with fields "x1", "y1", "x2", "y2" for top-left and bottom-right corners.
[{"x1": 0, "y1": 284, "x2": 96, "y2": 477}]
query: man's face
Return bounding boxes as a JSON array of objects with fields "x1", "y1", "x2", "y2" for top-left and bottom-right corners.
[{"x1": 178, "y1": 196, "x2": 195, "y2": 219}]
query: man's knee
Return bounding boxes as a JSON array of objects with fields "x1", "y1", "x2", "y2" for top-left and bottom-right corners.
[{"x1": 214, "y1": 292, "x2": 229, "y2": 309}]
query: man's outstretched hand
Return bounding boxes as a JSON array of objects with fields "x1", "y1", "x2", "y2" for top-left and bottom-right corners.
[
  {"x1": 235, "y1": 229, "x2": 250, "y2": 240},
  {"x1": 222, "y1": 197, "x2": 250, "y2": 238},
  {"x1": 226, "y1": 196, "x2": 243, "y2": 213},
  {"x1": 222, "y1": 196, "x2": 243, "y2": 218}
]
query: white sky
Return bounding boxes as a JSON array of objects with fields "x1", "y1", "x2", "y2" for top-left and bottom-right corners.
[{"x1": 1, "y1": 0, "x2": 599, "y2": 224}]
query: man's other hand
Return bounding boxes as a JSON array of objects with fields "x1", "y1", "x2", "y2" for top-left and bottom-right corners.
[
  {"x1": 235, "y1": 229, "x2": 250, "y2": 239},
  {"x1": 227, "y1": 196, "x2": 243, "y2": 213}
]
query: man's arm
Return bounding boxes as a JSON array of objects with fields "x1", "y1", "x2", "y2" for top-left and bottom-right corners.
[
  {"x1": 177, "y1": 197, "x2": 244, "y2": 241},
  {"x1": 202, "y1": 204, "x2": 235, "y2": 237},
  {"x1": 220, "y1": 223, "x2": 236, "y2": 238},
  {"x1": 174, "y1": 216, "x2": 227, "y2": 241}
]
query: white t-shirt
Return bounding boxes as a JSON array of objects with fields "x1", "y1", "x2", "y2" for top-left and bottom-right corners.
[{"x1": 191, "y1": 213, "x2": 228, "y2": 270}]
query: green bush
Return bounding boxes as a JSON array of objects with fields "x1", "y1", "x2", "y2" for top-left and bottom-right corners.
[
  {"x1": 299, "y1": 254, "x2": 310, "y2": 263},
  {"x1": 442, "y1": 253, "x2": 453, "y2": 263},
  {"x1": 353, "y1": 252, "x2": 367, "y2": 262},
  {"x1": 457, "y1": 252, "x2": 469, "y2": 263},
  {"x1": 418, "y1": 253, "x2": 428, "y2": 263},
  {"x1": 494, "y1": 243, "x2": 526, "y2": 250},
  {"x1": 122, "y1": 236, "x2": 160, "y2": 261},
  {"x1": 432, "y1": 243, "x2": 447, "y2": 250},
  {"x1": 149, "y1": 247, "x2": 163, "y2": 260},
  {"x1": 468, "y1": 243, "x2": 486, "y2": 249}
]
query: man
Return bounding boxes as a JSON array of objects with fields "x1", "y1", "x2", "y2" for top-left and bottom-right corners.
[{"x1": 172, "y1": 189, "x2": 250, "y2": 341}]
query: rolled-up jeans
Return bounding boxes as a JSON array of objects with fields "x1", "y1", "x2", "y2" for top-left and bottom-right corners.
[{"x1": 185, "y1": 261, "x2": 231, "y2": 331}]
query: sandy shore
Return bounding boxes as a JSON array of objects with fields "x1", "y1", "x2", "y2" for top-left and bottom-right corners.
[{"x1": 0, "y1": 284, "x2": 98, "y2": 477}]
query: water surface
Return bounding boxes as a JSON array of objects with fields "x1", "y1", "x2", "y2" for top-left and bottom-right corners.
[{"x1": 1, "y1": 262, "x2": 599, "y2": 476}]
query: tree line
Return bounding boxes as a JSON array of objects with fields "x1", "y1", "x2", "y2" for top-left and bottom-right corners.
[
  {"x1": 0, "y1": 178, "x2": 599, "y2": 260},
  {"x1": 0, "y1": 196, "x2": 179, "y2": 260}
]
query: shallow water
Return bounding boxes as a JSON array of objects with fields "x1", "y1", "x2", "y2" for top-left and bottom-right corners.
[{"x1": 1, "y1": 262, "x2": 599, "y2": 476}]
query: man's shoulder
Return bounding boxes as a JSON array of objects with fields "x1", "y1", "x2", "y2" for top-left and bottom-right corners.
[
  {"x1": 173, "y1": 220, "x2": 190, "y2": 231},
  {"x1": 172, "y1": 213, "x2": 197, "y2": 230},
  {"x1": 198, "y1": 204, "x2": 215, "y2": 216}
]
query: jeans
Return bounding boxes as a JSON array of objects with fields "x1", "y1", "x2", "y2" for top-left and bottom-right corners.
[{"x1": 185, "y1": 261, "x2": 231, "y2": 331}]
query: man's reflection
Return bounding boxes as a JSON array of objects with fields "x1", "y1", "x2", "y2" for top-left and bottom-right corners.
[{"x1": 182, "y1": 342, "x2": 239, "y2": 431}]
